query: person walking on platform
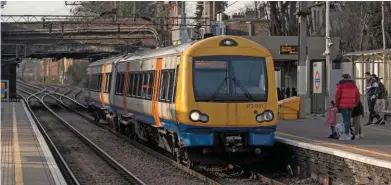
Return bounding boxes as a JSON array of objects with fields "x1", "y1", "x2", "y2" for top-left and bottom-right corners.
[
  {"x1": 372, "y1": 74, "x2": 386, "y2": 125},
  {"x1": 335, "y1": 73, "x2": 360, "y2": 140},
  {"x1": 365, "y1": 72, "x2": 380, "y2": 126},
  {"x1": 351, "y1": 100, "x2": 364, "y2": 139}
]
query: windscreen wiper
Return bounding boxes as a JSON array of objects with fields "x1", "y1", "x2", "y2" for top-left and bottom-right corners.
[
  {"x1": 209, "y1": 77, "x2": 228, "y2": 101},
  {"x1": 232, "y1": 77, "x2": 256, "y2": 101}
]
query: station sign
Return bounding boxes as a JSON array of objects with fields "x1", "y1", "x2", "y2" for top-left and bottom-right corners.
[
  {"x1": 313, "y1": 62, "x2": 323, "y2": 94},
  {"x1": 1, "y1": 80, "x2": 9, "y2": 102},
  {"x1": 279, "y1": 45, "x2": 298, "y2": 55}
]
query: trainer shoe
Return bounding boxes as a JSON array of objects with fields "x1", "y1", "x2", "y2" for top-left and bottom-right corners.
[
  {"x1": 365, "y1": 122, "x2": 374, "y2": 126},
  {"x1": 359, "y1": 134, "x2": 364, "y2": 138},
  {"x1": 375, "y1": 118, "x2": 384, "y2": 125}
]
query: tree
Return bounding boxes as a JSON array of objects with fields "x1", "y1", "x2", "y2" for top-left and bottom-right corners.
[
  {"x1": 331, "y1": 1, "x2": 391, "y2": 52},
  {"x1": 194, "y1": 1, "x2": 204, "y2": 31},
  {"x1": 265, "y1": 1, "x2": 297, "y2": 36},
  {"x1": 71, "y1": 1, "x2": 159, "y2": 19},
  {"x1": 67, "y1": 61, "x2": 89, "y2": 86}
]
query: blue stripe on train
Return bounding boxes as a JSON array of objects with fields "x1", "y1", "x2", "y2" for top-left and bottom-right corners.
[{"x1": 88, "y1": 99, "x2": 276, "y2": 146}]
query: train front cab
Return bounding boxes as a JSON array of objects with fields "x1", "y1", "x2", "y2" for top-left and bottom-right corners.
[{"x1": 175, "y1": 36, "x2": 278, "y2": 162}]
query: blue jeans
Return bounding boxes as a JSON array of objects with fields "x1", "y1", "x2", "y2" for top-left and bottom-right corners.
[{"x1": 340, "y1": 109, "x2": 352, "y2": 135}]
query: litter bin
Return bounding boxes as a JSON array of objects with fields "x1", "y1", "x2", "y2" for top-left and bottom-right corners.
[{"x1": 278, "y1": 96, "x2": 300, "y2": 120}]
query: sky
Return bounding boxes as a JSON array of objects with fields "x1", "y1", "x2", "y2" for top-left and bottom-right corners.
[{"x1": 0, "y1": 1, "x2": 257, "y2": 17}]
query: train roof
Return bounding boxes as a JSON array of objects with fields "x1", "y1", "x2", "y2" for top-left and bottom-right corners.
[
  {"x1": 120, "y1": 42, "x2": 194, "y2": 62},
  {"x1": 88, "y1": 42, "x2": 194, "y2": 67},
  {"x1": 88, "y1": 55, "x2": 127, "y2": 67}
]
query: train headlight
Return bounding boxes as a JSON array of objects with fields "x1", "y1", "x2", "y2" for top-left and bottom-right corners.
[
  {"x1": 190, "y1": 111, "x2": 201, "y2": 121},
  {"x1": 256, "y1": 114, "x2": 264, "y2": 123},
  {"x1": 200, "y1": 114, "x2": 209, "y2": 123},
  {"x1": 189, "y1": 110, "x2": 209, "y2": 123},
  {"x1": 255, "y1": 110, "x2": 274, "y2": 123},
  {"x1": 263, "y1": 111, "x2": 274, "y2": 121}
]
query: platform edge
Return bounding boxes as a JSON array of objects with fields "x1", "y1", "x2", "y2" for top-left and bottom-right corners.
[
  {"x1": 21, "y1": 100, "x2": 67, "y2": 185},
  {"x1": 275, "y1": 136, "x2": 391, "y2": 170}
]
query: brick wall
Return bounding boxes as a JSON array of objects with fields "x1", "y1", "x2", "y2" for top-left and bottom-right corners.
[
  {"x1": 264, "y1": 142, "x2": 391, "y2": 185},
  {"x1": 225, "y1": 20, "x2": 270, "y2": 36}
]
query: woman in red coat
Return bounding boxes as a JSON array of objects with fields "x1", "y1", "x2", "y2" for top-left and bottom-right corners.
[{"x1": 335, "y1": 73, "x2": 360, "y2": 140}]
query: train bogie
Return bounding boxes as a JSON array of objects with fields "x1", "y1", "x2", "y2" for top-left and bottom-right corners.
[{"x1": 85, "y1": 35, "x2": 278, "y2": 166}]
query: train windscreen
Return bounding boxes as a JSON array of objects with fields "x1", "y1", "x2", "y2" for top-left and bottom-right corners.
[{"x1": 193, "y1": 56, "x2": 267, "y2": 102}]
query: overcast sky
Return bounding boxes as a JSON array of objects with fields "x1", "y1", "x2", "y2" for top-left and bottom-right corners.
[{"x1": 1, "y1": 1, "x2": 256, "y2": 16}]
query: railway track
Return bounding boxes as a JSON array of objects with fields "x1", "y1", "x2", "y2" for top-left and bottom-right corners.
[
  {"x1": 17, "y1": 82, "x2": 296, "y2": 185},
  {"x1": 17, "y1": 87, "x2": 146, "y2": 185}
]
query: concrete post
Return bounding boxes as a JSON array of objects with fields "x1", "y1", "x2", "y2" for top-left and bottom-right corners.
[
  {"x1": 297, "y1": 1, "x2": 310, "y2": 117},
  {"x1": 325, "y1": 1, "x2": 331, "y2": 109}
]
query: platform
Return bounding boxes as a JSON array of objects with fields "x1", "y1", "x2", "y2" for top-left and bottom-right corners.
[
  {"x1": 1, "y1": 101, "x2": 67, "y2": 185},
  {"x1": 277, "y1": 114, "x2": 391, "y2": 169}
]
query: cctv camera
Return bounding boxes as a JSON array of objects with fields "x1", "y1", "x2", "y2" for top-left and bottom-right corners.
[{"x1": 328, "y1": 42, "x2": 334, "y2": 47}]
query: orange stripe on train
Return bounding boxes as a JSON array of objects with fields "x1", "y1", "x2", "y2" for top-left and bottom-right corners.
[
  {"x1": 100, "y1": 64, "x2": 107, "y2": 108},
  {"x1": 152, "y1": 58, "x2": 163, "y2": 127}
]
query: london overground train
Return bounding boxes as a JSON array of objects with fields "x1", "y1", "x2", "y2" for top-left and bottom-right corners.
[{"x1": 84, "y1": 35, "x2": 278, "y2": 167}]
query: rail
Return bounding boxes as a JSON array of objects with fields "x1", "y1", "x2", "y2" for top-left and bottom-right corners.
[
  {"x1": 18, "y1": 87, "x2": 147, "y2": 185},
  {"x1": 21, "y1": 82, "x2": 223, "y2": 185},
  {"x1": 17, "y1": 89, "x2": 80, "y2": 185}
]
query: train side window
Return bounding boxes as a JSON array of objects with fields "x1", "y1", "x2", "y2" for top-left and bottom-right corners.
[
  {"x1": 172, "y1": 65, "x2": 179, "y2": 102},
  {"x1": 140, "y1": 73, "x2": 148, "y2": 98},
  {"x1": 92, "y1": 74, "x2": 97, "y2": 91},
  {"x1": 135, "y1": 73, "x2": 141, "y2": 97},
  {"x1": 115, "y1": 73, "x2": 123, "y2": 95},
  {"x1": 104, "y1": 73, "x2": 111, "y2": 93},
  {"x1": 146, "y1": 71, "x2": 155, "y2": 100},
  {"x1": 159, "y1": 71, "x2": 169, "y2": 101},
  {"x1": 128, "y1": 73, "x2": 134, "y2": 97},
  {"x1": 93, "y1": 74, "x2": 96, "y2": 91},
  {"x1": 95, "y1": 74, "x2": 99, "y2": 91},
  {"x1": 168, "y1": 69, "x2": 176, "y2": 102},
  {"x1": 120, "y1": 73, "x2": 125, "y2": 95},
  {"x1": 98, "y1": 74, "x2": 102, "y2": 90}
]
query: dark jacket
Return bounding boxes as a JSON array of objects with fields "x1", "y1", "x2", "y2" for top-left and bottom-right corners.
[
  {"x1": 366, "y1": 78, "x2": 379, "y2": 98},
  {"x1": 335, "y1": 79, "x2": 360, "y2": 109},
  {"x1": 351, "y1": 101, "x2": 364, "y2": 117}
]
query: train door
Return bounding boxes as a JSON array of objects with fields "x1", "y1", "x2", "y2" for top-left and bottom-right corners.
[
  {"x1": 157, "y1": 57, "x2": 178, "y2": 126},
  {"x1": 100, "y1": 64, "x2": 112, "y2": 108},
  {"x1": 152, "y1": 58, "x2": 163, "y2": 127}
]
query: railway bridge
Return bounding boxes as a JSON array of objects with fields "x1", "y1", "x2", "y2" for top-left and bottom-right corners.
[
  {"x1": 1, "y1": 14, "x2": 169, "y2": 100},
  {"x1": 1, "y1": 15, "x2": 166, "y2": 62}
]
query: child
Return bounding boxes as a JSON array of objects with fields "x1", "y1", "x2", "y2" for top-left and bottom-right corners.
[
  {"x1": 351, "y1": 100, "x2": 364, "y2": 139},
  {"x1": 325, "y1": 101, "x2": 338, "y2": 139}
]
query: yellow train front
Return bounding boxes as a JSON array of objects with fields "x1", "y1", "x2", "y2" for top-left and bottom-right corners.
[
  {"x1": 175, "y1": 36, "x2": 277, "y2": 164},
  {"x1": 85, "y1": 35, "x2": 278, "y2": 166}
]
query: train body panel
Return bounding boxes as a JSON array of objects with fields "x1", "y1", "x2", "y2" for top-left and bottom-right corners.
[{"x1": 85, "y1": 36, "x2": 278, "y2": 165}]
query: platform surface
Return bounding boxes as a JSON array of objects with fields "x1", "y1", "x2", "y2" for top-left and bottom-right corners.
[
  {"x1": 1, "y1": 101, "x2": 66, "y2": 185},
  {"x1": 277, "y1": 114, "x2": 391, "y2": 166}
]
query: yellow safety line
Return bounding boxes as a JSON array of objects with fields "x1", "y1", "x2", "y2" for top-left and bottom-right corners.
[
  {"x1": 13, "y1": 102, "x2": 24, "y2": 185},
  {"x1": 277, "y1": 131, "x2": 391, "y2": 158}
]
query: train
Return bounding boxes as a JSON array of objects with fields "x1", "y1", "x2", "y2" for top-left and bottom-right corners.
[{"x1": 84, "y1": 35, "x2": 278, "y2": 167}]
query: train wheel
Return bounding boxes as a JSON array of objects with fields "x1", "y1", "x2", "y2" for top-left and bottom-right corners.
[
  {"x1": 125, "y1": 125, "x2": 135, "y2": 140},
  {"x1": 184, "y1": 151, "x2": 194, "y2": 169},
  {"x1": 119, "y1": 123, "x2": 126, "y2": 134},
  {"x1": 93, "y1": 111, "x2": 100, "y2": 124},
  {"x1": 175, "y1": 149, "x2": 181, "y2": 163},
  {"x1": 113, "y1": 117, "x2": 120, "y2": 132}
]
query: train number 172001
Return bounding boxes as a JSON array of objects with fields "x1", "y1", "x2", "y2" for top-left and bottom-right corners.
[{"x1": 246, "y1": 104, "x2": 264, "y2": 109}]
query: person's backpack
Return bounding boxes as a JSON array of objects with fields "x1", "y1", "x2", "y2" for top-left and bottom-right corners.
[{"x1": 379, "y1": 81, "x2": 386, "y2": 99}]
